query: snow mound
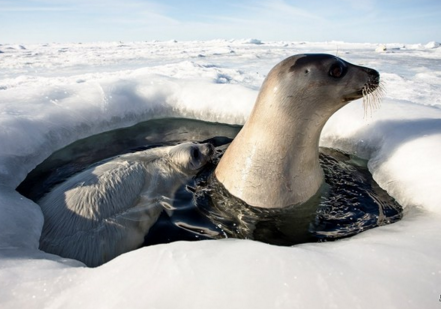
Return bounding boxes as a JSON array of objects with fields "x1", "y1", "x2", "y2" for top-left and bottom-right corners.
[
  {"x1": 375, "y1": 44, "x2": 387, "y2": 52},
  {"x1": 242, "y1": 38, "x2": 264, "y2": 45},
  {"x1": 425, "y1": 41, "x2": 440, "y2": 49}
]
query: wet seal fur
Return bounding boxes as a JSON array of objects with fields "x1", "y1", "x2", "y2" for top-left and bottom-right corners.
[
  {"x1": 39, "y1": 142, "x2": 214, "y2": 267},
  {"x1": 215, "y1": 54, "x2": 380, "y2": 208}
]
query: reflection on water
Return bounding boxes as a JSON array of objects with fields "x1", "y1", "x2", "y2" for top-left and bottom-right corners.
[
  {"x1": 192, "y1": 146, "x2": 402, "y2": 245},
  {"x1": 18, "y1": 118, "x2": 403, "y2": 248}
]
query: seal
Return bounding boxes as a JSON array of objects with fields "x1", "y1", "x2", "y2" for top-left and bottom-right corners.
[
  {"x1": 39, "y1": 142, "x2": 214, "y2": 267},
  {"x1": 215, "y1": 54, "x2": 380, "y2": 209}
]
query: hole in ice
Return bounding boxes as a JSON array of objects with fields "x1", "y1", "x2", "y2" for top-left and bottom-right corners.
[{"x1": 17, "y1": 118, "x2": 403, "y2": 265}]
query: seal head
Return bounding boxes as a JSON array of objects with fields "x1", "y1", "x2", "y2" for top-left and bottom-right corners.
[{"x1": 215, "y1": 54, "x2": 380, "y2": 208}]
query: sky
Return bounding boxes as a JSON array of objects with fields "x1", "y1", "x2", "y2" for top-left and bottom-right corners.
[{"x1": 1, "y1": 0, "x2": 440, "y2": 44}]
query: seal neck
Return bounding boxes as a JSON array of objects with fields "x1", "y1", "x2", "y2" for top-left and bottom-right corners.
[{"x1": 215, "y1": 93, "x2": 332, "y2": 208}]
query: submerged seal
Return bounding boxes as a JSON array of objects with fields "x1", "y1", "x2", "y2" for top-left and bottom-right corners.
[
  {"x1": 215, "y1": 54, "x2": 380, "y2": 208},
  {"x1": 39, "y1": 142, "x2": 214, "y2": 267}
]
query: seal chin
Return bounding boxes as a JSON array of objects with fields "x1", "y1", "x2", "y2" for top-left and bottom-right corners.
[{"x1": 342, "y1": 90, "x2": 364, "y2": 102}]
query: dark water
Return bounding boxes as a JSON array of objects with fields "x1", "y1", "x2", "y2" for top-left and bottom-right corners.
[{"x1": 18, "y1": 118, "x2": 403, "y2": 247}]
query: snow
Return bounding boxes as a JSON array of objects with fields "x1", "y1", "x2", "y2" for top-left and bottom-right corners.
[
  {"x1": 375, "y1": 44, "x2": 387, "y2": 52},
  {"x1": 1, "y1": 40, "x2": 441, "y2": 308},
  {"x1": 425, "y1": 41, "x2": 440, "y2": 49}
]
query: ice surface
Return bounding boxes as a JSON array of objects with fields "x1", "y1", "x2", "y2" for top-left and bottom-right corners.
[{"x1": 1, "y1": 40, "x2": 440, "y2": 308}]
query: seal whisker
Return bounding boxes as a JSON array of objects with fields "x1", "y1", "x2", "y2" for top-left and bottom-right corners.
[{"x1": 362, "y1": 81, "x2": 385, "y2": 118}]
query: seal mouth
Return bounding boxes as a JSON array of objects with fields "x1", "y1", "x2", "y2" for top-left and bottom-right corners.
[
  {"x1": 343, "y1": 76, "x2": 381, "y2": 103},
  {"x1": 345, "y1": 73, "x2": 385, "y2": 117}
]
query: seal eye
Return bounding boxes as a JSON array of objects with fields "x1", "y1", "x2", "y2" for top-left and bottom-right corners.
[
  {"x1": 191, "y1": 147, "x2": 200, "y2": 161},
  {"x1": 329, "y1": 62, "x2": 346, "y2": 78}
]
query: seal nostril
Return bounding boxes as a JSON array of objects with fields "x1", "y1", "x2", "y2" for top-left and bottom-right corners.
[
  {"x1": 368, "y1": 69, "x2": 380, "y2": 86},
  {"x1": 362, "y1": 68, "x2": 380, "y2": 81},
  {"x1": 205, "y1": 143, "x2": 215, "y2": 156}
]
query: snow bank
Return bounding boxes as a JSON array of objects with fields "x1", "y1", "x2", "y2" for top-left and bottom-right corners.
[
  {"x1": 0, "y1": 71, "x2": 256, "y2": 189},
  {"x1": 322, "y1": 100, "x2": 441, "y2": 213}
]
